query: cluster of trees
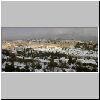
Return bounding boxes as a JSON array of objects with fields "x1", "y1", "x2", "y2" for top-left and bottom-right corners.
[
  {"x1": 75, "y1": 42, "x2": 98, "y2": 51},
  {"x1": 2, "y1": 61, "x2": 42, "y2": 72},
  {"x1": 75, "y1": 61, "x2": 97, "y2": 72},
  {"x1": 2, "y1": 48, "x2": 98, "y2": 72}
]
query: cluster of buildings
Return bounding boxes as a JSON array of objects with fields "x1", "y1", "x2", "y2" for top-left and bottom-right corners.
[
  {"x1": 2, "y1": 39, "x2": 98, "y2": 72},
  {"x1": 2, "y1": 40, "x2": 81, "y2": 49}
]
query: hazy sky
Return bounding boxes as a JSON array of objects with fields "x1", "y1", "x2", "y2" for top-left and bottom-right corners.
[{"x1": 1, "y1": 27, "x2": 98, "y2": 41}]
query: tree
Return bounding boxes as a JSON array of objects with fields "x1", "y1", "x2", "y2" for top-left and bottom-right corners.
[
  {"x1": 31, "y1": 62, "x2": 36, "y2": 72},
  {"x1": 43, "y1": 69, "x2": 46, "y2": 72},
  {"x1": 36, "y1": 63, "x2": 42, "y2": 70},
  {"x1": 62, "y1": 69, "x2": 66, "y2": 72},
  {"x1": 5, "y1": 63, "x2": 15, "y2": 72},
  {"x1": 71, "y1": 58, "x2": 76, "y2": 64},
  {"x1": 72, "y1": 66, "x2": 75, "y2": 69},
  {"x1": 2, "y1": 49, "x2": 10, "y2": 56},
  {"x1": 10, "y1": 53, "x2": 16, "y2": 61},
  {"x1": 20, "y1": 68, "x2": 26, "y2": 72},
  {"x1": 15, "y1": 66, "x2": 20, "y2": 72},
  {"x1": 75, "y1": 42, "x2": 80, "y2": 48},
  {"x1": 76, "y1": 65, "x2": 91, "y2": 72},
  {"x1": 2, "y1": 58, "x2": 5, "y2": 64},
  {"x1": 2, "y1": 68, "x2": 5, "y2": 72},
  {"x1": 76, "y1": 61, "x2": 82, "y2": 67},
  {"x1": 24, "y1": 65, "x2": 30, "y2": 72},
  {"x1": 68, "y1": 56, "x2": 72, "y2": 65},
  {"x1": 48, "y1": 58, "x2": 57, "y2": 72},
  {"x1": 91, "y1": 67, "x2": 97, "y2": 72},
  {"x1": 59, "y1": 61, "x2": 66, "y2": 68},
  {"x1": 83, "y1": 63, "x2": 87, "y2": 66}
]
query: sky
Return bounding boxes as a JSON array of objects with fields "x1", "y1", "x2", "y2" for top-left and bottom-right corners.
[{"x1": 1, "y1": 27, "x2": 98, "y2": 41}]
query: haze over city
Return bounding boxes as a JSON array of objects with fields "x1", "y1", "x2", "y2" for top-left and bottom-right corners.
[{"x1": 2, "y1": 27, "x2": 98, "y2": 41}]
